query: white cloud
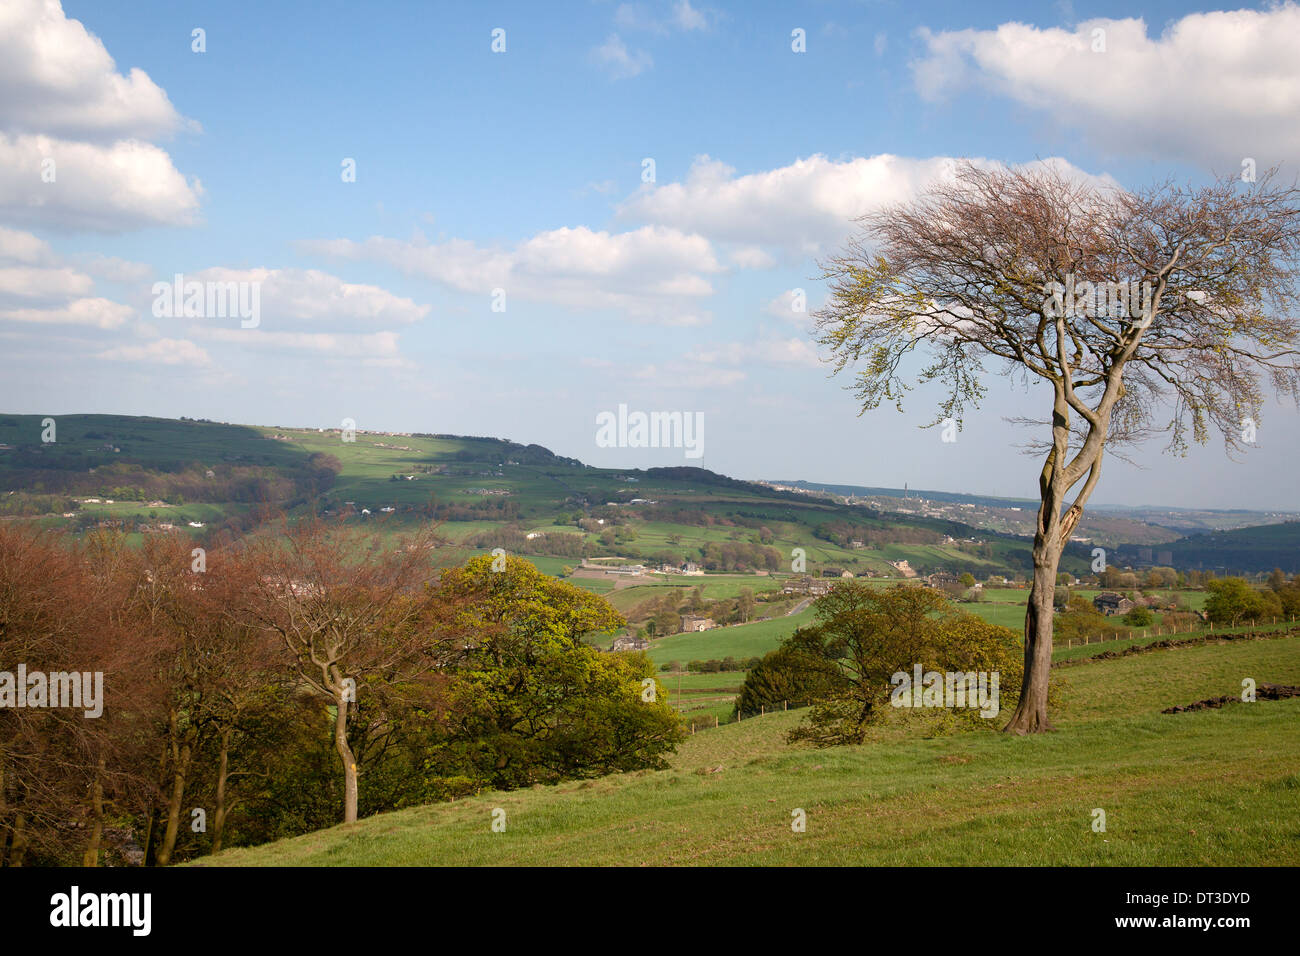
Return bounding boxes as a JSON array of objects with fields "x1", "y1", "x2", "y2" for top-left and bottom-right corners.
[
  {"x1": 0, "y1": 1, "x2": 200, "y2": 232},
  {"x1": 0, "y1": 0, "x2": 187, "y2": 142},
  {"x1": 183, "y1": 267, "x2": 430, "y2": 331},
  {"x1": 687, "y1": 337, "x2": 822, "y2": 368},
  {"x1": 0, "y1": 225, "x2": 55, "y2": 264},
  {"x1": 79, "y1": 254, "x2": 153, "y2": 283},
  {"x1": 0, "y1": 296, "x2": 133, "y2": 329},
  {"x1": 615, "y1": 1, "x2": 713, "y2": 34},
  {"x1": 0, "y1": 263, "x2": 94, "y2": 301},
  {"x1": 912, "y1": 6, "x2": 1300, "y2": 163},
  {"x1": 764, "y1": 289, "x2": 817, "y2": 327},
  {"x1": 620, "y1": 152, "x2": 1113, "y2": 256},
  {"x1": 730, "y1": 246, "x2": 776, "y2": 269},
  {"x1": 592, "y1": 34, "x2": 653, "y2": 79},
  {"x1": 299, "y1": 225, "x2": 721, "y2": 323},
  {"x1": 671, "y1": 0, "x2": 709, "y2": 31},
  {"x1": 0, "y1": 226, "x2": 137, "y2": 329},
  {"x1": 0, "y1": 133, "x2": 202, "y2": 232},
  {"x1": 98, "y1": 337, "x2": 210, "y2": 365},
  {"x1": 632, "y1": 363, "x2": 745, "y2": 388},
  {"x1": 191, "y1": 326, "x2": 403, "y2": 360}
]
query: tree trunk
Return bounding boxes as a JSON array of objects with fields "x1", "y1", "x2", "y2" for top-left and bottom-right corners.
[
  {"x1": 212, "y1": 725, "x2": 232, "y2": 853},
  {"x1": 0, "y1": 754, "x2": 8, "y2": 867},
  {"x1": 1005, "y1": 534, "x2": 1062, "y2": 733},
  {"x1": 155, "y1": 736, "x2": 192, "y2": 867},
  {"x1": 82, "y1": 755, "x2": 106, "y2": 867},
  {"x1": 8, "y1": 812, "x2": 27, "y2": 867},
  {"x1": 335, "y1": 694, "x2": 358, "y2": 823}
]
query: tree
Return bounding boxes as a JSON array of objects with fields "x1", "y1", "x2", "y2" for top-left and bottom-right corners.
[
  {"x1": 240, "y1": 520, "x2": 454, "y2": 824},
  {"x1": 734, "y1": 645, "x2": 845, "y2": 718},
  {"x1": 1204, "y1": 577, "x2": 1280, "y2": 626},
  {"x1": 1121, "y1": 606, "x2": 1154, "y2": 628},
  {"x1": 783, "y1": 583, "x2": 1022, "y2": 745},
  {"x1": 815, "y1": 162, "x2": 1300, "y2": 733},
  {"x1": 433, "y1": 555, "x2": 682, "y2": 787},
  {"x1": 736, "y1": 587, "x2": 755, "y2": 623}
]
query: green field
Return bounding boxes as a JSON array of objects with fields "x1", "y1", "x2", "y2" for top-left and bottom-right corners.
[
  {"x1": 201, "y1": 630, "x2": 1300, "y2": 866},
  {"x1": 645, "y1": 608, "x2": 817, "y2": 664}
]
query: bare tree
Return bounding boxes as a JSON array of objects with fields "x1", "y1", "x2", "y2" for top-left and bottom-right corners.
[
  {"x1": 814, "y1": 162, "x2": 1300, "y2": 733},
  {"x1": 239, "y1": 520, "x2": 455, "y2": 823}
]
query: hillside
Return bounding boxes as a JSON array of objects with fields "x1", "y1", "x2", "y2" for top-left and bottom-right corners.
[
  {"x1": 773, "y1": 479, "x2": 1300, "y2": 545},
  {"x1": 3, "y1": 412, "x2": 1295, "y2": 589},
  {"x1": 199, "y1": 630, "x2": 1300, "y2": 866},
  {"x1": 1126, "y1": 521, "x2": 1300, "y2": 575},
  {"x1": 0, "y1": 413, "x2": 1047, "y2": 582}
]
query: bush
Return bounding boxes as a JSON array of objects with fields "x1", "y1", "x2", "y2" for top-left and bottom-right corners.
[
  {"x1": 734, "y1": 645, "x2": 845, "y2": 719},
  {"x1": 777, "y1": 583, "x2": 1023, "y2": 745},
  {"x1": 1121, "y1": 606, "x2": 1154, "y2": 627}
]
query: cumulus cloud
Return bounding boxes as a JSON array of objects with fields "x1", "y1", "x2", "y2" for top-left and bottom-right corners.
[
  {"x1": 98, "y1": 337, "x2": 211, "y2": 365},
  {"x1": 0, "y1": 225, "x2": 56, "y2": 265},
  {"x1": 0, "y1": 133, "x2": 201, "y2": 234},
  {"x1": 592, "y1": 34, "x2": 653, "y2": 79},
  {"x1": 619, "y1": 153, "x2": 1113, "y2": 256},
  {"x1": 0, "y1": 0, "x2": 187, "y2": 141},
  {"x1": 0, "y1": 297, "x2": 134, "y2": 330},
  {"x1": 686, "y1": 337, "x2": 822, "y2": 368},
  {"x1": 299, "y1": 225, "x2": 721, "y2": 324},
  {"x1": 631, "y1": 363, "x2": 745, "y2": 388},
  {"x1": 764, "y1": 289, "x2": 818, "y2": 327},
  {"x1": 0, "y1": 1, "x2": 201, "y2": 232},
  {"x1": 177, "y1": 268, "x2": 430, "y2": 331},
  {"x1": 191, "y1": 327, "x2": 403, "y2": 362},
  {"x1": 0, "y1": 263, "x2": 94, "y2": 301},
  {"x1": 730, "y1": 246, "x2": 775, "y2": 269},
  {"x1": 912, "y1": 6, "x2": 1300, "y2": 164},
  {"x1": 0, "y1": 226, "x2": 136, "y2": 329},
  {"x1": 79, "y1": 254, "x2": 153, "y2": 283},
  {"x1": 614, "y1": 1, "x2": 713, "y2": 34}
]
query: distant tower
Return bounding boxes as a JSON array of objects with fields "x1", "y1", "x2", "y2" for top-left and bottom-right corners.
[{"x1": 904, "y1": 482, "x2": 908, "y2": 499}]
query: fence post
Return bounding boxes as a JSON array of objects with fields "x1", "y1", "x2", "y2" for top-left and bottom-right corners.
[
  {"x1": 691, "y1": 721, "x2": 695, "y2": 734},
  {"x1": 761, "y1": 704, "x2": 765, "y2": 716}
]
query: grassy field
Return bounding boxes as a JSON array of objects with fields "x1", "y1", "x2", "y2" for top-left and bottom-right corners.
[
  {"x1": 645, "y1": 608, "x2": 817, "y2": 664},
  {"x1": 201, "y1": 630, "x2": 1300, "y2": 866}
]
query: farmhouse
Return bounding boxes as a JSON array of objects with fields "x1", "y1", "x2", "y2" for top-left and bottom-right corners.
[
  {"x1": 888, "y1": 559, "x2": 918, "y2": 578},
  {"x1": 1093, "y1": 592, "x2": 1135, "y2": 616},
  {"x1": 783, "y1": 576, "x2": 835, "y2": 596},
  {"x1": 610, "y1": 635, "x2": 650, "y2": 652},
  {"x1": 680, "y1": 615, "x2": 715, "y2": 633}
]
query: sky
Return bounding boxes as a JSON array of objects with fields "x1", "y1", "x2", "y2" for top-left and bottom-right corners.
[{"x1": 2, "y1": 0, "x2": 1299, "y2": 508}]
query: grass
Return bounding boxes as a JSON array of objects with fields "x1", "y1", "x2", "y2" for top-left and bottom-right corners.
[
  {"x1": 201, "y1": 631, "x2": 1300, "y2": 867},
  {"x1": 645, "y1": 608, "x2": 816, "y2": 664}
]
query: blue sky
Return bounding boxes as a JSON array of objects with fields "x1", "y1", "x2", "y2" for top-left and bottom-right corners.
[{"x1": 3, "y1": 0, "x2": 1298, "y2": 508}]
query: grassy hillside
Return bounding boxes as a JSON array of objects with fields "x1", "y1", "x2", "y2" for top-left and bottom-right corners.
[
  {"x1": 200, "y1": 630, "x2": 1300, "y2": 866},
  {"x1": 0, "y1": 413, "x2": 1033, "y2": 568}
]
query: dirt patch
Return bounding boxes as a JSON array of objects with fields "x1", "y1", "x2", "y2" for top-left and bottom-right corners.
[{"x1": 1162, "y1": 683, "x2": 1300, "y2": 714}]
